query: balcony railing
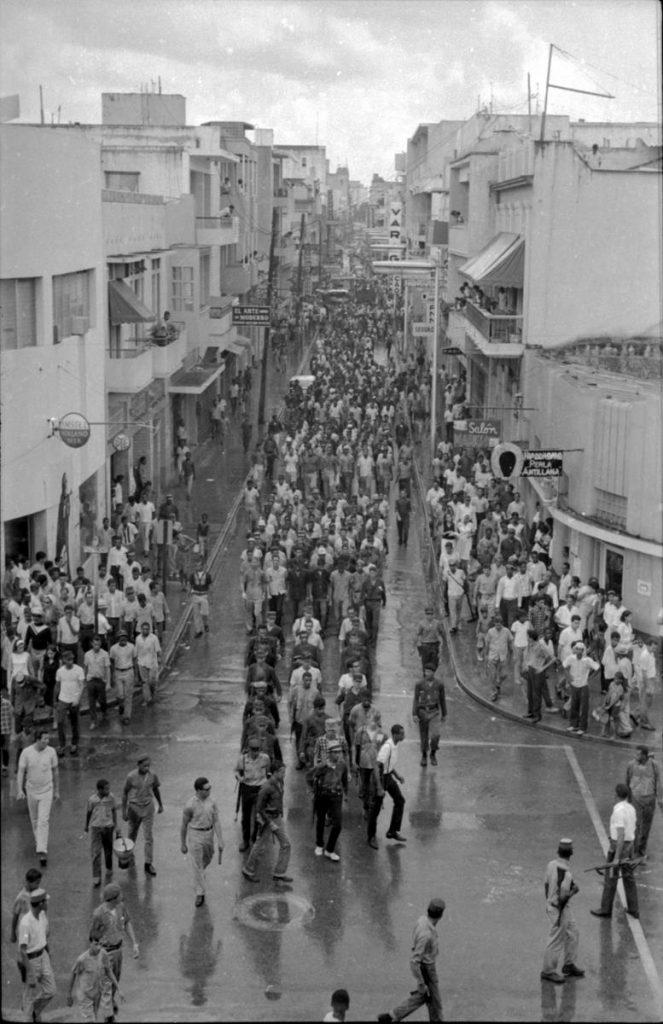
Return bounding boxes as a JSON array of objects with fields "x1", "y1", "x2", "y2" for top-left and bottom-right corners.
[
  {"x1": 464, "y1": 300, "x2": 523, "y2": 344},
  {"x1": 106, "y1": 339, "x2": 154, "y2": 393},
  {"x1": 195, "y1": 215, "x2": 239, "y2": 246},
  {"x1": 274, "y1": 187, "x2": 289, "y2": 197}
]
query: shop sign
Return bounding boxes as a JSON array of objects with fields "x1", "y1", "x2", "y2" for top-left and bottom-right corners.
[
  {"x1": 636, "y1": 579, "x2": 652, "y2": 597},
  {"x1": 442, "y1": 347, "x2": 462, "y2": 355},
  {"x1": 112, "y1": 433, "x2": 131, "y2": 452},
  {"x1": 58, "y1": 411, "x2": 91, "y2": 448},
  {"x1": 521, "y1": 450, "x2": 564, "y2": 477},
  {"x1": 490, "y1": 441, "x2": 525, "y2": 478},
  {"x1": 413, "y1": 323, "x2": 433, "y2": 337},
  {"x1": 232, "y1": 305, "x2": 270, "y2": 326},
  {"x1": 455, "y1": 419, "x2": 501, "y2": 448}
]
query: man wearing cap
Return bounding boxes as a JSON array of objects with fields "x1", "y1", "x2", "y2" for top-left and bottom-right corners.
[
  {"x1": 562, "y1": 642, "x2": 599, "y2": 736},
  {"x1": 242, "y1": 762, "x2": 293, "y2": 883},
  {"x1": 591, "y1": 783, "x2": 639, "y2": 919},
  {"x1": 541, "y1": 838, "x2": 584, "y2": 984},
  {"x1": 626, "y1": 746, "x2": 663, "y2": 859},
  {"x1": 122, "y1": 755, "x2": 163, "y2": 877},
  {"x1": 414, "y1": 606, "x2": 444, "y2": 672},
  {"x1": 181, "y1": 777, "x2": 224, "y2": 906},
  {"x1": 412, "y1": 667, "x2": 447, "y2": 767},
  {"x1": 378, "y1": 898, "x2": 446, "y2": 1022},
  {"x1": 90, "y1": 882, "x2": 139, "y2": 1018},
  {"x1": 360, "y1": 564, "x2": 386, "y2": 647},
  {"x1": 109, "y1": 631, "x2": 137, "y2": 726},
  {"x1": 18, "y1": 888, "x2": 56, "y2": 1022},
  {"x1": 313, "y1": 743, "x2": 348, "y2": 862}
]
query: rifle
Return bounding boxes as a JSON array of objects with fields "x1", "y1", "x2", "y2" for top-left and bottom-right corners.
[{"x1": 583, "y1": 857, "x2": 642, "y2": 876}]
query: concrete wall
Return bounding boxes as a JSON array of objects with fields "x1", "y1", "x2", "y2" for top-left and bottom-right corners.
[
  {"x1": 102, "y1": 93, "x2": 186, "y2": 126},
  {"x1": 526, "y1": 142, "x2": 662, "y2": 347},
  {"x1": 103, "y1": 193, "x2": 166, "y2": 254},
  {"x1": 102, "y1": 143, "x2": 187, "y2": 199},
  {"x1": 0, "y1": 125, "x2": 106, "y2": 566}
]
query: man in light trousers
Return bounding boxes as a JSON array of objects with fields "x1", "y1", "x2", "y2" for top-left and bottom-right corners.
[{"x1": 181, "y1": 776, "x2": 224, "y2": 907}]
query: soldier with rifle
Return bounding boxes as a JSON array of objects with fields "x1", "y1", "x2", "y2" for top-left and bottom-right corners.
[
  {"x1": 541, "y1": 838, "x2": 584, "y2": 984},
  {"x1": 590, "y1": 783, "x2": 640, "y2": 919}
]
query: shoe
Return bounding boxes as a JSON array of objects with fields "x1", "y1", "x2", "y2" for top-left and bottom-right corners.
[
  {"x1": 273, "y1": 874, "x2": 293, "y2": 883},
  {"x1": 93, "y1": 877, "x2": 101, "y2": 887},
  {"x1": 386, "y1": 832, "x2": 407, "y2": 842},
  {"x1": 195, "y1": 895, "x2": 205, "y2": 907},
  {"x1": 38, "y1": 855, "x2": 47, "y2": 867},
  {"x1": 324, "y1": 850, "x2": 340, "y2": 862},
  {"x1": 295, "y1": 762, "x2": 306, "y2": 770},
  {"x1": 477, "y1": 654, "x2": 484, "y2": 662},
  {"x1": 430, "y1": 753, "x2": 438, "y2": 766},
  {"x1": 368, "y1": 837, "x2": 379, "y2": 849},
  {"x1": 576, "y1": 730, "x2": 584, "y2": 735},
  {"x1": 590, "y1": 909, "x2": 611, "y2": 918},
  {"x1": 540, "y1": 971, "x2": 565, "y2": 984},
  {"x1": 640, "y1": 722, "x2": 656, "y2": 731},
  {"x1": 239, "y1": 842, "x2": 249, "y2": 853},
  {"x1": 315, "y1": 846, "x2": 324, "y2": 856},
  {"x1": 626, "y1": 909, "x2": 639, "y2": 919},
  {"x1": 204, "y1": 625, "x2": 209, "y2": 633},
  {"x1": 544, "y1": 707, "x2": 560, "y2": 713},
  {"x1": 377, "y1": 1015, "x2": 394, "y2": 1022},
  {"x1": 90, "y1": 722, "x2": 96, "y2": 731},
  {"x1": 524, "y1": 713, "x2": 534, "y2": 719},
  {"x1": 144, "y1": 863, "x2": 157, "y2": 877},
  {"x1": 562, "y1": 963, "x2": 585, "y2": 977},
  {"x1": 532, "y1": 717, "x2": 541, "y2": 724},
  {"x1": 490, "y1": 691, "x2": 499, "y2": 702},
  {"x1": 70, "y1": 747, "x2": 79, "y2": 757},
  {"x1": 566, "y1": 726, "x2": 577, "y2": 732},
  {"x1": 242, "y1": 868, "x2": 259, "y2": 882},
  {"x1": 420, "y1": 755, "x2": 428, "y2": 766}
]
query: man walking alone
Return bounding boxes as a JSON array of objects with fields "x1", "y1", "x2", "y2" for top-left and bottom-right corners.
[{"x1": 378, "y1": 898, "x2": 446, "y2": 1022}]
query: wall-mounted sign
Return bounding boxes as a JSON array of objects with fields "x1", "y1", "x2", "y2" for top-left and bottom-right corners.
[
  {"x1": 636, "y1": 579, "x2": 652, "y2": 597},
  {"x1": 455, "y1": 419, "x2": 501, "y2": 448},
  {"x1": 441, "y1": 346, "x2": 462, "y2": 355},
  {"x1": 521, "y1": 450, "x2": 564, "y2": 477},
  {"x1": 58, "y1": 412, "x2": 91, "y2": 448},
  {"x1": 491, "y1": 441, "x2": 525, "y2": 478},
  {"x1": 413, "y1": 323, "x2": 433, "y2": 337},
  {"x1": 112, "y1": 433, "x2": 131, "y2": 452},
  {"x1": 232, "y1": 305, "x2": 270, "y2": 326}
]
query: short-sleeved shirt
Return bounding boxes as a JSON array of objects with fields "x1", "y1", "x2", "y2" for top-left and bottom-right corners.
[
  {"x1": 90, "y1": 901, "x2": 130, "y2": 947},
  {"x1": 609, "y1": 799, "x2": 636, "y2": 842},
  {"x1": 110, "y1": 642, "x2": 136, "y2": 671},
  {"x1": 84, "y1": 648, "x2": 110, "y2": 682},
  {"x1": 124, "y1": 768, "x2": 160, "y2": 810},
  {"x1": 87, "y1": 791, "x2": 117, "y2": 829},
  {"x1": 563, "y1": 654, "x2": 599, "y2": 689},
  {"x1": 71, "y1": 947, "x2": 112, "y2": 999},
  {"x1": 183, "y1": 794, "x2": 223, "y2": 840},
  {"x1": 56, "y1": 664, "x2": 85, "y2": 704},
  {"x1": 18, "y1": 910, "x2": 48, "y2": 953},
  {"x1": 17, "y1": 744, "x2": 58, "y2": 795},
  {"x1": 377, "y1": 737, "x2": 399, "y2": 775},
  {"x1": 135, "y1": 632, "x2": 161, "y2": 668}
]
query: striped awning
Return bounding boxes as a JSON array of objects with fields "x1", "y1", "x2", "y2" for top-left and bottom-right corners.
[
  {"x1": 459, "y1": 233, "x2": 524, "y2": 287},
  {"x1": 108, "y1": 280, "x2": 155, "y2": 325}
]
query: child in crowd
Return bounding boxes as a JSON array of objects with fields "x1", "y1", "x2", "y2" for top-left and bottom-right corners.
[{"x1": 475, "y1": 606, "x2": 492, "y2": 664}]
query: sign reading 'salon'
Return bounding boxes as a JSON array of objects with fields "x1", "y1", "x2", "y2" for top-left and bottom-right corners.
[{"x1": 454, "y1": 419, "x2": 501, "y2": 447}]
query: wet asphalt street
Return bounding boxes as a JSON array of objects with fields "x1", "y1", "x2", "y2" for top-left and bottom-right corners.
[{"x1": 2, "y1": 353, "x2": 663, "y2": 1022}]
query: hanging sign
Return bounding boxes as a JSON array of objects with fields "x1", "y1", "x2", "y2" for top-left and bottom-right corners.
[
  {"x1": 521, "y1": 450, "x2": 564, "y2": 477},
  {"x1": 112, "y1": 433, "x2": 131, "y2": 452},
  {"x1": 456, "y1": 419, "x2": 501, "y2": 448},
  {"x1": 232, "y1": 306, "x2": 270, "y2": 326},
  {"x1": 58, "y1": 412, "x2": 91, "y2": 448},
  {"x1": 491, "y1": 441, "x2": 525, "y2": 479}
]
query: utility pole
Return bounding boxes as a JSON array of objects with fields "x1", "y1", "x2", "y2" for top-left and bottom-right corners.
[
  {"x1": 540, "y1": 44, "x2": 554, "y2": 142},
  {"x1": 527, "y1": 73, "x2": 532, "y2": 135},
  {"x1": 295, "y1": 212, "x2": 306, "y2": 352},
  {"x1": 39, "y1": 85, "x2": 44, "y2": 125},
  {"x1": 257, "y1": 206, "x2": 279, "y2": 434}
]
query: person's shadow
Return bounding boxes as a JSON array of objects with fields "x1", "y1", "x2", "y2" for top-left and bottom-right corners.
[{"x1": 179, "y1": 903, "x2": 222, "y2": 1006}]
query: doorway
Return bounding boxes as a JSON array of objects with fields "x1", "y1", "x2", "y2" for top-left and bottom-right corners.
[{"x1": 602, "y1": 545, "x2": 624, "y2": 596}]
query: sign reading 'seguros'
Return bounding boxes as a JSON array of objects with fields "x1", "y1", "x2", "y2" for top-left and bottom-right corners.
[{"x1": 58, "y1": 412, "x2": 91, "y2": 448}]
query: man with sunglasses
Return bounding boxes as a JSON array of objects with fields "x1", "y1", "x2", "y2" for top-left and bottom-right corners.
[{"x1": 181, "y1": 777, "x2": 224, "y2": 907}]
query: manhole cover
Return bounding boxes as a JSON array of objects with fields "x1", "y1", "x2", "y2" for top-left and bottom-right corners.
[{"x1": 235, "y1": 893, "x2": 314, "y2": 932}]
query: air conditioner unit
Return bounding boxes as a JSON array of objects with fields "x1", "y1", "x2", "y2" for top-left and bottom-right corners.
[{"x1": 71, "y1": 316, "x2": 89, "y2": 335}]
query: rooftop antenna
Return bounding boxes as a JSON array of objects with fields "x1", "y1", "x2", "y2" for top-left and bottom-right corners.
[
  {"x1": 39, "y1": 85, "x2": 44, "y2": 124},
  {"x1": 540, "y1": 42, "x2": 614, "y2": 142},
  {"x1": 158, "y1": 76, "x2": 162, "y2": 94}
]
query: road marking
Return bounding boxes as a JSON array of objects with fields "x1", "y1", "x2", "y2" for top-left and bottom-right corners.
[{"x1": 564, "y1": 745, "x2": 663, "y2": 1014}]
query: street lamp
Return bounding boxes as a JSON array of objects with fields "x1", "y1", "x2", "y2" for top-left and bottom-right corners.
[{"x1": 372, "y1": 257, "x2": 441, "y2": 451}]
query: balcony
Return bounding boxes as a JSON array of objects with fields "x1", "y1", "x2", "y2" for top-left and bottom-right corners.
[
  {"x1": 152, "y1": 326, "x2": 188, "y2": 378},
  {"x1": 464, "y1": 300, "x2": 523, "y2": 343},
  {"x1": 274, "y1": 186, "x2": 289, "y2": 198},
  {"x1": 448, "y1": 223, "x2": 468, "y2": 256},
  {"x1": 196, "y1": 215, "x2": 239, "y2": 247},
  {"x1": 106, "y1": 340, "x2": 154, "y2": 393}
]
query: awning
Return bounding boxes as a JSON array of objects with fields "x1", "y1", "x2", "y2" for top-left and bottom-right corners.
[
  {"x1": 222, "y1": 340, "x2": 247, "y2": 356},
  {"x1": 168, "y1": 364, "x2": 224, "y2": 395},
  {"x1": 108, "y1": 280, "x2": 156, "y2": 325},
  {"x1": 234, "y1": 334, "x2": 253, "y2": 351},
  {"x1": 459, "y1": 233, "x2": 524, "y2": 287}
]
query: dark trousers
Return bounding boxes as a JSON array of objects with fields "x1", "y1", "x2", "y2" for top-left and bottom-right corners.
[
  {"x1": 56, "y1": 701, "x2": 79, "y2": 749},
  {"x1": 499, "y1": 598, "x2": 519, "y2": 628},
  {"x1": 397, "y1": 518, "x2": 410, "y2": 545},
  {"x1": 599, "y1": 840, "x2": 639, "y2": 915},
  {"x1": 268, "y1": 593, "x2": 285, "y2": 626},
  {"x1": 315, "y1": 792, "x2": 343, "y2": 852},
  {"x1": 86, "y1": 678, "x2": 107, "y2": 724},
  {"x1": 569, "y1": 685, "x2": 589, "y2": 732},
  {"x1": 365, "y1": 603, "x2": 381, "y2": 646},
  {"x1": 392, "y1": 961, "x2": 443, "y2": 1022},
  {"x1": 383, "y1": 774, "x2": 405, "y2": 835},
  {"x1": 527, "y1": 668, "x2": 544, "y2": 720},
  {"x1": 633, "y1": 796, "x2": 656, "y2": 857},
  {"x1": 240, "y1": 783, "x2": 261, "y2": 845},
  {"x1": 417, "y1": 643, "x2": 440, "y2": 671},
  {"x1": 90, "y1": 825, "x2": 114, "y2": 879}
]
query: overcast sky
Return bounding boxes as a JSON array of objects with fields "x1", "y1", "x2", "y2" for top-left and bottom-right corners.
[{"x1": 1, "y1": 0, "x2": 660, "y2": 183}]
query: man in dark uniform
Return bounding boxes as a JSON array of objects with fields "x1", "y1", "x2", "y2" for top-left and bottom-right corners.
[
  {"x1": 361, "y1": 564, "x2": 387, "y2": 647},
  {"x1": 414, "y1": 606, "x2": 445, "y2": 671},
  {"x1": 313, "y1": 743, "x2": 348, "y2": 862},
  {"x1": 242, "y1": 762, "x2": 292, "y2": 883},
  {"x1": 412, "y1": 666, "x2": 447, "y2": 767}
]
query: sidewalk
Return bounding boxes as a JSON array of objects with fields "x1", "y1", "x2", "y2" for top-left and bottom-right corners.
[{"x1": 408, "y1": 401, "x2": 658, "y2": 753}]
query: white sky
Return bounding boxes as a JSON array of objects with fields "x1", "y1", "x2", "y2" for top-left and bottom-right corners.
[{"x1": 1, "y1": 0, "x2": 660, "y2": 183}]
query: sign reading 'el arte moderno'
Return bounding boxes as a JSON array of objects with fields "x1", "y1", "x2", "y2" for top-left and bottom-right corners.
[{"x1": 232, "y1": 305, "x2": 270, "y2": 326}]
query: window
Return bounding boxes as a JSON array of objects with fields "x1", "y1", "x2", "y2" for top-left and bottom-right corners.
[
  {"x1": 301, "y1": 157, "x2": 307, "y2": 168},
  {"x1": 199, "y1": 252, "x2": 211, "y2": 308},
  {"x1": 595, "y1": 488, "x2": 628, "y2": 531},
  {"x1": 52, "y1": 270, "x2": 92, "y2": 343},
  {"x1": 104, "y1": 171, "x2": 139, "y2": 192},
  {"x1": 0, "y1": 278, "x2": 37, "y2": 350},
  {"x1": 172, "y1": 266, "x2": 194, "y2": 313}
]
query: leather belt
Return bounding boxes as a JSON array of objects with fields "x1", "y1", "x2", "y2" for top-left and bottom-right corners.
[
  {"x1": 102, "y1": 941, "x2": 123, "y2": 951},
  {"x1": 26, "y1": 948, "x2": 46, "y2": 959},
  {"x1": 190, "y1": 826, "x2": 213, "y2": 831}
]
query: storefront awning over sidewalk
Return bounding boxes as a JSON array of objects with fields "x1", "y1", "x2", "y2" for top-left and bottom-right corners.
[
  {"x1": 108, "y1": 280, "x2": 156, "y2": 325},
  {"x1": 459, "y1": 232, "x2": 524, "y2": 287},
  {"x1": 168, "y1": 364, "x2": 224, "y2": 395}
]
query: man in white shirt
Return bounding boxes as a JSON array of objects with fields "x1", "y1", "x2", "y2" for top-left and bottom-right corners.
[
  {"x1": 603, "y1": 591, "x2": 625, "y2": 630},
  {"x1": 16, "y1": 730, "x2": 59, "y2": 865},
  {"x1": 18, "y1": 888, "x2": 56, "y2": 1021},
  {"x1": 136, "y1": 497, "x2": 156, "y2": 557},
  {"x1": 377, "y1": 724, "x2": 407, "y2": 842},
  {"x1": 495, "y1": 563, "x2": 520, "y2": 627},
  {"x1": 557, "y1": 616, "x2": 583, "y2": 665},
  {"x1": 54, "y1": 650, "x2": 85, "y2": 756},
  {"x1": 134, "y1": 622, "x2": 161, "y2": 706},
  {"x1": 590, "y1": 783, "x2": 639, "y2": 919},
  {"x1": 562, "y1": 643, "x2": 599, "y2": 735}
]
